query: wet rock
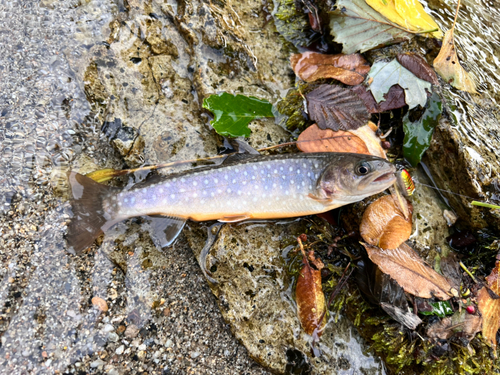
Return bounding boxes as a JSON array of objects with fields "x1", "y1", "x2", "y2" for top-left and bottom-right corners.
[{"x1": 185, "y1": 222, "x2": 385, "y2": 374}]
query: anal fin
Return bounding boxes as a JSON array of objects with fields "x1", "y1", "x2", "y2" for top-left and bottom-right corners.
[
  {"x1": 307, "y1": 193, "x2": 333, "y2": 203},
  {"x1": 145, "y1": 216, "x2": 186, "y2": 248},
  {"x1": 218, "y1": 214, "x2": 251, "y2": 223}
]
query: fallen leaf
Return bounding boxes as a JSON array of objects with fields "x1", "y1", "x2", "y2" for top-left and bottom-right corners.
[
  {"x1": 477, "y1": 255, "x2": 500, "y2": 349},
  {"x1": 297, "y1": 124, "x2": 370, "y2": 154},
  {"x1": 403, "y1": 91, "x2": 442, "y2": 166},
  {"x1": 290, "y1": 52, "x2": 370, "y2": 85},
  {"x1": 360, "y1": 195, "x2": 413, "y2": 249},
  {"x1": 362, "y1": 242, "x2": 453, "y2": 300},
  {"x1": 329, "y1": 0, "x2": 414, "y2": 54},
  {"x1": 396, "y1": 53, "x2": 439, "y2": 85},
  {"x1": 352, "y1": 84, "x2": 407, "y2": 113},
  {"x1": 367, "y1": 59, "x2": 432, "y2": 109},
  {"x1": 349, "y1": 122, "x2": 387, "y2": 158},
  {"x1": 380, "y1": 303, "x2": 422, "y2": 329},
  {"x1": 86, "y1": 168, "x2": 129, "y2": 183},
  {"x1": 366, "y1": 0, "x2": 443, "y2": 38},
  {"x1": 296, "y1": 256, "x2": 327, "y2": 336},
  {"x1": 418, "y1": 301, "x2": 454, "y2": 318},
  {"x1": 433, "y1": 29, "x2": 477, "y2": 93},
  {"x1": 306, "y1": 85, "x2": 370, "y2": 131},
  {"x1": 202, "y1": 93, "x2": 274, "y2": 137},
  {"x1": 427, "y1": 310, "x2": 482, "y2": 341}
]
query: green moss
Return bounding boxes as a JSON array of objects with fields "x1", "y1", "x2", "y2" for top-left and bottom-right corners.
[
  {"x1": 275, "y1": 83, "x2": 315, "y2": 132},
  {"x1": 273, "y1": 0, "x2": 313, "y2": 48}
]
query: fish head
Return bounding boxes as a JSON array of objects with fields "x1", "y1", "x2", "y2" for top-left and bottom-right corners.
[{"x1": 317, "y1": 153, "x2": 396, "y2": 204}]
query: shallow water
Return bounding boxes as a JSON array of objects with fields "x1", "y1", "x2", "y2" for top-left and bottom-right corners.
[{"x1": 0, "y1": 0, "x2": 499, "y2": 373}]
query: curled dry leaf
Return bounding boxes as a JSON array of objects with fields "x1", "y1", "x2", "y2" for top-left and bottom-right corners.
[
  {"x1": 396, "y1": 53, "x2": 439, "y2": 85},
  {"x1": 297, "y1": 124, "x2": 370, "y2": 154},
  {"x1": 352, "y1": 84, "x2": 407, "y2": 113},
  {"x1": 477, "y1": 254, "x2": 500, "y2": 349},
  {"x1": 349, "y1": 122, "x2": 386, "y2": 158},
  {"x1": 290, "y1": 52, "x2": 370, "y2": 85},
  {"x1": 427, "y1": 310, "x2": 482, "y2": 341},
  {"x1": 362, "y1": 242, "x2": 453, "y2": 300},
  {"x1": 433, "y1": 30, "x2": 477, "y2": 93},
  {"x1": 296, "y1": 256, "x2": 326, "y2": 336},
  {"x1": 360, "y1": 195, "x2": 413, "y2": 249},
  {"x1": 306, "y1": 84, "x2": 370, "y2": 131}
]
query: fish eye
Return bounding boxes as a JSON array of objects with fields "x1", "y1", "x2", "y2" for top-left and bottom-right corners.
[{"x1": 355, "y1": 162, "x2": 372, "y2": 176}]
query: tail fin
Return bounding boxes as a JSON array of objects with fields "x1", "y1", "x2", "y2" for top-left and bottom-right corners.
[{"x1": 66, "y1": 172, "x2": 119, "y2": 253}]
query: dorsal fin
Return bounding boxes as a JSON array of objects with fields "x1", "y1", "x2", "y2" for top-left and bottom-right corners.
[
  {"x1": 227, "y1": 139, "x2": 261, "y2": 155},
  {"x1": 221, "y1": 153, "x2": 257, "y2": 165}
]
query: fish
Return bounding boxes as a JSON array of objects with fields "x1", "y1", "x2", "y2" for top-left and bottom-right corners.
[{"x1": 66, "y1": 152, "x2": 396, "y2": 253}]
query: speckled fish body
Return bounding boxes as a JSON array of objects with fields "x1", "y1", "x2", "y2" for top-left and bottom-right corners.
[{"x1": 67, "y1": 152, "x2": 396, "y2": 252}]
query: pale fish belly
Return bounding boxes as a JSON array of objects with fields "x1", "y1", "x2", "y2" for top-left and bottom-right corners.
[{"x1": 110, "y1": 157, "x2": 330, "y2": 221}]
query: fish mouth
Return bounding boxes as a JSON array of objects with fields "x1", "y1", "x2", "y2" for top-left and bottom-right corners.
[{"x1": 373, "y1": 172, "x2": 396, "y2": 184}]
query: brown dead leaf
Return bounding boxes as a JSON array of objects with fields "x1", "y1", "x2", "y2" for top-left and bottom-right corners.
[
  {"x1": 297, "y1": 124, "x2": 370, "y2": 154},
  {"x1": 477, "y1": 256, "x2": 500, "y2": 349},
  {"x1": 352, "y1": 84, "x2": 407, "y2": 113},
  {"x1": 362, "y1": 242, "x2": 453, "y2": 300},
  {"x1": 349, "y1": 122, "x2": 386, "y2": 158},
  {"x1": 433, "y1": 30, "x2": 477, "y2": 93},
  {"x1": 396, "y1": 53, "x2": 439, "y2": 85},
  {"x1": 306, "y1": 85, "x2": 370, "y2": 131},
  {"x1": 291, "y1": 52, "x2": 370, "y2": 85},
  {"x1": 427, "y1": 310, "x2": 482, "y2": 341},
  {"x1": 296, "y1": 256, "x2": 326, "y2": 336},
  {"x1": 360, "y1": 195, "x2": 413, "y2": 250}
]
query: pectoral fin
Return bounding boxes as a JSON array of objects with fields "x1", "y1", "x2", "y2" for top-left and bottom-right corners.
[
  {"x1": 145, "y1": 216, "x2": 186, "y2": 248},
  {"x1": 218, "y1": 214, "x2": 251, "y2": 223},
  {"x1": 307, "y1": 193, "x2": 333, "y2": 204}
]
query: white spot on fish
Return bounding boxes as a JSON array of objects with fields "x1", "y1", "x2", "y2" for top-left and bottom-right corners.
[
  {"x1": 142, "y1": 199, "x2": 147, "y2": 203},
  {"x1": 214, "y1": 178, "x2": 218, "y2": 183},
  {"x1": 243, "y1": 181, "x2": 247, "y2": 185},
  {"x1": 124, "y1": 198, "x2": 129, "y2": 203},
  {"x1": 282, "y1": 175, "x2": 286, "y2": 180},
  {"x1": 291, "y1": 180, "x2": 294, "y2": 184},
  {"x1": 180, "y1": 189, "x2": 185, "y2": 193},
  {"x1": 237, "y1": 190, "x2": 242, "y2": 195},
  {"x1": 289, "y1": 167, "x2": 293, "y2": 172},
  {"x1": 159, "y1": 188, "x2": 164, "y2": 193},
  {"x1": 227, "y1": 188, "x2": 231, "y2": 193},
  {"x1": 203, "y1": 191, "x2": 207, "y2": 196},
  {"x1": 307, "y1": 172, "x2": 311, "y2": 177},
  {"x1": 217, "y1": 189, "x2": 222, "y2": 194},
  {"x1": 302, "y1": 181, "x2": 305, "y2": 186},
  {"x1": 297, "y1": 169, "x2": 301, "y2": 174},
  {"x1": 193, "y1": 193, "x2": 198, "y2": 198},
  {"x1": 162, "y1": 198, "x2": 167, "y2": 204},
  {"x1": 244, "y1": 171, "x2": 247, "y2": 176},
  {"x1": 130, "y1": 197, "x2": 135, "y2": 204},
  {"x1": 193, "y1": 181, "x2": 197, "y2": 186},
  {"x1": 171, "y1": 194, "x2": 175, "y2": 199},
  {"x1": 201, "y1": 200, "x2": 205, "y2": 204},
  {"x1": 181, "y1": 178, "x2": 186, "y2": 182},
  {"x1": 280, "y1": 167, "x2": 283, "y2": 171},
  {"x1": 225, "y1": 175, "x2": 228, "y2": 180},
  {"x1": 314, "y1": 163, "x2": 318, "y2": 168},
  {"x1": 252, "y1": 176, "x2": 256, "y2": 180},
  {"x1": 173, "y1": 178, "x2": 177, "y2": 182},
  {"x1": 235, "y1": 168, "x2": 240, "y2": 172},
  {"x1": 267, "y1": 174, "x2": 270, "y2": 178},
  {"x1": 253, "y1": 197, "x2": 258, "y2": 202},
  {"x1": 273, "y1": 183, "x2": 276, "y2": 188},
  {"x1": 204, "y1": 179, "x2": 209, "y2": 185},
  {"x1": 211, "y1": 192, "x2": 215, "y2": 197},
  {"x1": 253, "y1": 165, "x2": 257, "y2": 170},
  {"x1": 309, "y1": 185, "x2": 312, "y2": 190},
  {"x1": 232, "y1": 179, "x2": 236, "y2": 183},
  {"x1": 285, "y1": 191, "x2": 289, "y2": 195}
]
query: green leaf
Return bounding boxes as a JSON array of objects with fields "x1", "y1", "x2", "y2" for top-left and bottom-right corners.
[
  {"x1": 329, "y1": 0, "x2": 413, "y2": 54},
  {"x1": 419, "y1": 301, "x2": 453, "y2": 318},
  {"x1": 202, "y1": 93, "x2": 274, "y2": 137},
  {"x1": 403, "y1": 92, "x2": 442, "y2": 166},
  {"x1": 367, "y1": 59, "x2": 432, "y2": 110}
]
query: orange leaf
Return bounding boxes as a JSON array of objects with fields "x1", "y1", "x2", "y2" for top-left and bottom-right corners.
[
  {"x1": 477, "y1": 257, "x2": 500, "y2": 349},
  {"x1": 360, "y1": 195, "x2": 412, "y2": 249},
  {"x1": 362, "y1": 242, "x2": 453, "y2": 300},
  {"x1": 297, "y1": 124, "x2": 369, "y2": 154},
  {"x1": 433, "y1": 30, "x2": 477, "y2": 93},
  {"x1": 290, "y1": 52, "x2": 370, "y2": 85},
  {"x1": 296, "y1": 258, "x2": 326, "y2": 336}
]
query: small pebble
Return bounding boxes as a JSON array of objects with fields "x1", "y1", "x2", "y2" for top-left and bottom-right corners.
[
  {"x1": 92, "y1": 297, "x2": 108, "y2": 312},
  {"x1": 125, "y1": 324, "x2": 140, "y2": 338},
  {"x1": 116, "y1": 345, "x2": 125, "y2": 355},
  {"x1": 108, "y1": 332, "x2": 119, "y2": 343},
  {"x1": 138, "y1": 344, "x2": 146, "y2": 351},
  {"x1": 104, "y1": 324, "x2": 114, "y2": 332},
  {"x1": 90, "y1": 359, "x2": 106, "y2": 368}
]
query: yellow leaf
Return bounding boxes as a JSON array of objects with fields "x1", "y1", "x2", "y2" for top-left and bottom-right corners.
[
  {"x1": 433, "y1": 30, "x2": 477, "y2": 94},
  {"x1": 365, "y1": 0, "x2": 443, "y2": 38}
]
